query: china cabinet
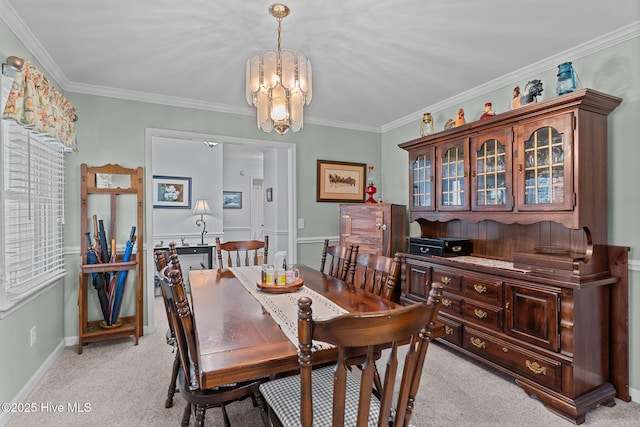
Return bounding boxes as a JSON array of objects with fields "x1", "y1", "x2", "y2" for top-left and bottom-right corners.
[{"x1": 399, "y1": 89, "x2": 629, "y2": 424}]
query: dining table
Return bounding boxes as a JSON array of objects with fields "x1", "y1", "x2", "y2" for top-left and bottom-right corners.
[{"x1": 188, "y1": 264, "x2": 398, "y2": 390}]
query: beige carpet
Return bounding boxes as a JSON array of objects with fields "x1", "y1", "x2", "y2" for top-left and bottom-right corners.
[{"x1": 6, "y1": 297, "x2": 640, "y2": 426}]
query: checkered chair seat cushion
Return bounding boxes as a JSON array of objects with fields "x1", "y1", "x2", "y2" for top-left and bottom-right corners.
[
  {"x1": 165, "y1": 328, "x2": 176, "y2": 347},
  {"x1": 260, "y1": 365, "x2": 381, "y2": 427}
]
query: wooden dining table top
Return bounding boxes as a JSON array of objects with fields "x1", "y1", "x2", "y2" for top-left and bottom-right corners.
[{"x1": 188, "y1": 264, "x2": 397, "y2": 389}]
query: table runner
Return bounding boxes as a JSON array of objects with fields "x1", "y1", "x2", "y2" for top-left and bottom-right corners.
[{"x1": 230, "y1": 266, "x2": 347, "y2": 351}]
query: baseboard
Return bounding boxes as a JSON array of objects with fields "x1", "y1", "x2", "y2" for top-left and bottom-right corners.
[
  {"x1": 629, "y1": 386, "x2": 640, "y2": 403},
  {"x1": 0, "y1": 340, "x2": 65, "y2": 427}
]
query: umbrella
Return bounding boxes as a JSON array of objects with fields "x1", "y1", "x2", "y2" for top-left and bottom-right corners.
[
  {"x1": 110, "y1": 226, "x2": 136, "y2": 325},
  {"x1": 84, "y1": 232, "x2": 111, "y2": 324}
]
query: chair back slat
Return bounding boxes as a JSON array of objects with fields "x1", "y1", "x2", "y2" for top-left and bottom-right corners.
[
  {"x1": 215, "y1": 236, "x2": 268, "y2": 270},
  {"x1": 352, "y1": 252, "x2": 402, "y2": 302},
  {"x1": 320, "y1": 239, "x2": 358, "y2": 283},
  {"x1": 297, "y1": 282, "x2": 444, "y2": 427}
]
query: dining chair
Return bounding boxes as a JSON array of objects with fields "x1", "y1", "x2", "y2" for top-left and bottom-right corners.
[
  {"x1": 259, "y1": 282, "x2": 445, "y2": 427},
  {"x1": 215, "y1": 235, "x2": 269, "y2": 270},
  {"x1": 166, "y1": 266, "x2": 270, "y2": 427},
  {"x1": 319, "y1": 239, "x2": 358, "y2": 283},
  {"x1": 349, "y1": 252, "x2": 403, "y2": 396},
  {"x1": 154, "y1": 243, "x2": 181, "y2": 408},
  {"x1": 351, "y1": 252, "x2": 402, "y2": 303}
]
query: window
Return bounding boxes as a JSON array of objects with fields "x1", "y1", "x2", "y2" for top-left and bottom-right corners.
[{"x1": 0, "y1": 74, "x2": 66, "y2": 316}]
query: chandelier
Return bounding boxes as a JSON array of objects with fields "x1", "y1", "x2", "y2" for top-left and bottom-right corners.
[{"x1": 246, "y1": 4, "x2": 312, "y2": 135}]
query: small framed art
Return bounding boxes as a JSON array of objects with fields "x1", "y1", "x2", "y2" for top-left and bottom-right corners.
[
  {"x1": 153, "y1": 175, "x2": 192, "y2": 209},
  {"x1": 223, "y1": 191, "x2": 242, "y2": 209}
]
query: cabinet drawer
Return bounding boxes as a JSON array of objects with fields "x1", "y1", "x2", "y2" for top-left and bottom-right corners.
[
  {"x1": 439, "y1": 315, "x2": 462, "y2": 346},
  {"x1": 432, "y1": 269, "x2": 461, "y2": 292},
  {"x1": 462, "y1": 300, "x2": 502, "y2": 332},
  {"x1": 462, "y1": 274, "x2": 502, "y2": 305},
  {"x1": 463, "y1": 328, "x2": 562, "y2": 392},
  {"x1": 440, "y1": 292, "x2": 462, "y2": 316}
]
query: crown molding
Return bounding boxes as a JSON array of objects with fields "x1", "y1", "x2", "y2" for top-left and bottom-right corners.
[{"x1": 381, "y1": 20, "x2": 640, "y2": 133}]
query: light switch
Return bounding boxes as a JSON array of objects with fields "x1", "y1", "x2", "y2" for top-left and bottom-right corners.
[{"x1": 298, "y1": 218, "x2": 305, "y2": 229}]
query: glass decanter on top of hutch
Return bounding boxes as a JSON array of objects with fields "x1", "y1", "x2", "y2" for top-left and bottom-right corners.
[{"x1": 399, "y1": 89, "x2": 630, "y2": 424}]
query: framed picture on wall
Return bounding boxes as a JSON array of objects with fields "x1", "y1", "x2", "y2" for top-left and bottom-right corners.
[
  {"x1": 223, "y1": 191, "x2": 242, "y2": 209},
  {"x1": 152, "y1": 175, "x2": 192, "y2": 209},
  {"x1": 316, "y1": 160, "x2": 366, "y2": 202}
]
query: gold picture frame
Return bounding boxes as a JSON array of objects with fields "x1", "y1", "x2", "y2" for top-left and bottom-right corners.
[{"x1": 316, "y1": 160, "x2": 366, "y2": 203}]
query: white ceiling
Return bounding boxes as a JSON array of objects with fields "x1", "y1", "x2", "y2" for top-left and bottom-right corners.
[{"x1": 3, "y1": 0, "x2": 639, "y2": 132}]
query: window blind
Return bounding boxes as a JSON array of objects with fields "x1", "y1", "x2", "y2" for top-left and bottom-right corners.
[{"x1": 1, "y1": 74, "x2": 66, "y2": 314}]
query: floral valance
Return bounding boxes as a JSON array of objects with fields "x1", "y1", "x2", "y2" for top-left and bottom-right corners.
[{"x1": 2, "y1": 59, "x2": 77, "y2": 151}]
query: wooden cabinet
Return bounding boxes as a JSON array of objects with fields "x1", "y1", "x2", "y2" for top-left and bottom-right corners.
[
  {"x1": 78, "y1": 163, "x2": 144, "y2": 354},
  {"x1": 401, "y1": 252, "x2": 624, "y2": 424},
  {"x1": 339, "y1": 203, "x2": 406, "y2": 257},
  {"x1": 398, "y1": 90, "x2": 630, "y2": 424}
]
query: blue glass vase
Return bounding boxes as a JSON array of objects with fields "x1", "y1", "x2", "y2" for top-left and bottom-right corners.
[{"x1": 557, "y1": 62, "x2": 577, "y2": 96}]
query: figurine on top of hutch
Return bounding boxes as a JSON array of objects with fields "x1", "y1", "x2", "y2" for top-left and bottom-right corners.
[{"x1": 399, "y1": 89, "x2": 629, "y2": 424}]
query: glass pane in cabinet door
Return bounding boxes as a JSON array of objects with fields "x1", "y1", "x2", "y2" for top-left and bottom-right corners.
[
  {"x1": 523, "y1": 126, "x2": 565, "y2": 205},
  {"x1": 475, "y1": 139, "x2": 507, "y2": 206},
  {"x1": 412, "y1": 153, "x2": 432, "y2": 208},
  {"x1": 441, "y1": 146, "x2": 465, "y2": 207}
]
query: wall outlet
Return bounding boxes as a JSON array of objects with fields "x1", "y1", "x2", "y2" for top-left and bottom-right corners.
[
  {"x1": 30, "y1": 325, "x2": 36, "y2": 347},
  {"x1": 298, "y1": 218, "x2": 305, "y2": 229}
]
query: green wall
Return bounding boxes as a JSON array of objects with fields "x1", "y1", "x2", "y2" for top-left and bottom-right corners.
[{"x1": 1, "y1": 16, "x2": 638, "y2": 410}]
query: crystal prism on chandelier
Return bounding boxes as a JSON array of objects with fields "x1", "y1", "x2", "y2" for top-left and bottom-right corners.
[{"x1": 246, "y1": 3, "x2": 312, "y2": 135}]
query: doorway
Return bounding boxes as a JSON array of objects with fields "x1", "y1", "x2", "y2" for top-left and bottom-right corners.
[{"x1": 143, "y1": 127, "x2": 297, "y2": 333}]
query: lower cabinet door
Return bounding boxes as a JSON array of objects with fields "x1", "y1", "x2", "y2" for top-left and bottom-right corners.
[
  {"x1": 404, "y1": 260, "x2": 431, "y2": 302},
  {"x1": 504, "y1": 282, "x2": 560, "y2": 352}
]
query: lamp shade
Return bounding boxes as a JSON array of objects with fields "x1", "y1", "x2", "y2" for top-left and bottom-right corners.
[{"x1": 193, "y1": 199, "x2": 211, "y2": 215}]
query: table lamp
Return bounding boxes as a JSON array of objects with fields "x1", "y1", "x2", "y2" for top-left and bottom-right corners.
[{"x1": 193, "y1": 199, "x2": 211, "y2": 245}]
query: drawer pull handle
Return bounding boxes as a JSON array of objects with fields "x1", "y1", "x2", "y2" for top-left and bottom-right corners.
[
  {"x1": 342, "y1": 233, "x2": 350, "y2": 238},
  {"x1": 444, "y1": 325, "x2": 454, "y2": 335},
  {"x1": 419, "y1": 247, "x2": 431, "y2": 254},
  {"x1": 376, "y1": 223, "x2": 387, "y2": 231},
  {"x1": 473, "y1": 284, "x2": 487, "y2": 294},
  {"x1": 441, "y1": 298, "x2": 452, "y2": 307},
  {"x1": 441, "y1": 276, "x2": 451, "y2": 285},
  {"x1": 474, "y1": 309, "x2": 488, "y2": 319},
  {"x1": 470, "y1": 337, "x2": 486, "y2": 349},
  {"x1": 502, "y1": 347, "x2": 508, "y2": 353},
  {"x1": 525, "y1": 360, "x2": 547, "y2": 375}
]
